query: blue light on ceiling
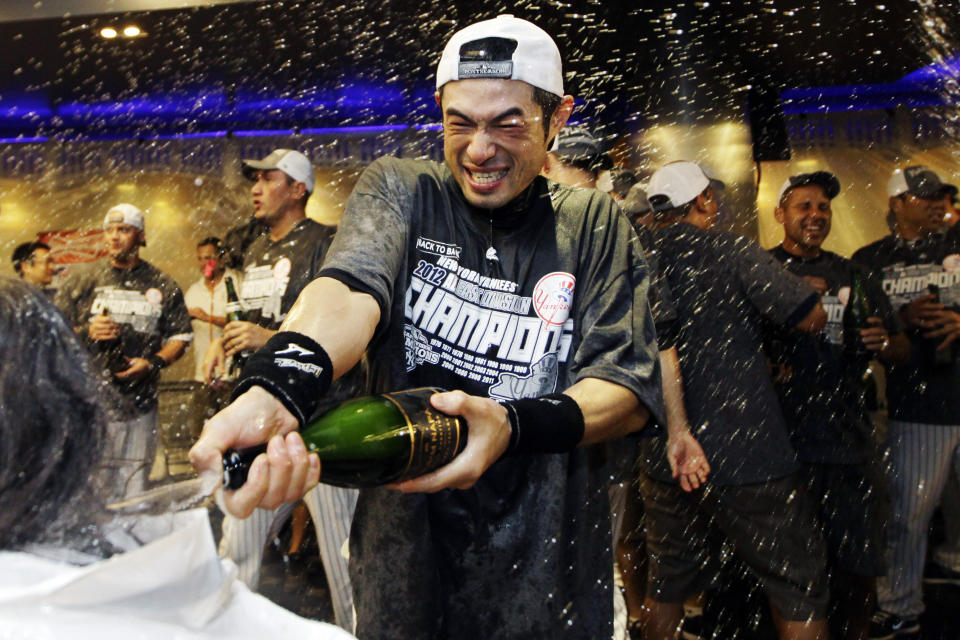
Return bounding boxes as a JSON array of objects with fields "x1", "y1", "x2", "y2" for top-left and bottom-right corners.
[
  {"x1": 0, "y1": 136, "x2": 48, "y2": 144},
  {"x1": 144, "y1": 130, "x2": 229, "y2": 140},
  {"x1": 300, "y1": 125, "x2": 410, "y2": 135},
  {"x1": 56, "y1": 93, "x2": 229, "y2": 120},
  {"x1": 232, "y1": 129, "x2": 298, "y2": 137},
  {"x1": 781, "y1": 56, "x2": 960, "y2": 114}
]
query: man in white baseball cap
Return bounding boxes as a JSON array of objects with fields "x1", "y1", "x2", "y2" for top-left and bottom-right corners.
[
  {"x1": 192, "y1": 14, "x2": 664, "y2": 639},
  {"x1": 104, "y1": 202, "x2": 146, "y2": 246},
  {"x1": 853, "y1": 166, "x2": 960, "y2": 638},
  {"x1": 241, "y1": 148, "x2": 315, "y2": 195},
  {"x1": 55, "y1": 203, "x2": 192, "y2": 499},
  {"x1": 647, "y1": 160, "x2": 725, "y2": 230},
  {"x1": 638, "y1": 162, "x2": 832, "y2": 638},
  {"x1": 211, "y1": 147, "x2": 361, "y2": 633}
]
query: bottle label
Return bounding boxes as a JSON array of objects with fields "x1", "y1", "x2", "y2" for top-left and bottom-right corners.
[{"x1": 382, "y1": 387, "x2": 466, "y2": 481}]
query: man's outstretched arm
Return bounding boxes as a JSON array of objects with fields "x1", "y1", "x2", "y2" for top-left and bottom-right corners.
[{"x1": 189, "y1": 276, "x2": 380, "y2": 518}]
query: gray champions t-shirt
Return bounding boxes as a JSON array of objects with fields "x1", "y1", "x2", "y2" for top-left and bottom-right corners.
[
  {"x1": 318, "y1": 157, "x2": 664, "y2": 639},
  {"x1": 640, "y1": 223, "x2": 820, "y2": 486},
  {"x1": 238, "y1": 218, "x2": 335, "y2": 330},
  {"x1": 852, "y1": 229, "x2": 960, "y2": 424},
  {"x1": 55, "y1": 259, "x2": 192, "y2": 416}
]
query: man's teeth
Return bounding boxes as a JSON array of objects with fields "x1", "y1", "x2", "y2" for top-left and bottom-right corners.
[{"x1": 470, "y1": 169, "x2": 508, "y2": 184}]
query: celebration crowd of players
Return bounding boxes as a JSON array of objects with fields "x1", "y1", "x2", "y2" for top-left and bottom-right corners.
[{"x1": 7, "y1": 14, "x2": 960, "y2": 640}]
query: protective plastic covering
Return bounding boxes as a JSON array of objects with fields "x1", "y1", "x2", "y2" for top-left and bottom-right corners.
[{"x1": 0, "y1": 509, "x2": 356, "y2": 639}]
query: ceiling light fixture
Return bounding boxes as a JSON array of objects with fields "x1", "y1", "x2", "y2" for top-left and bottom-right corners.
[
  {"x1": 100, "y1": 27, "x2": 118, "y2": 39},
  {"x1": 123, "y1": 25, "x2": 142, "y2": 37}
]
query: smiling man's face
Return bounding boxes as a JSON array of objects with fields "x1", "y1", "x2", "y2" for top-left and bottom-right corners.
[
  {"x1": 775, "y1": 184, "x2": 833, "y2": 257},
  {"x1": 439, "y1": 79, "x2": 570, "y2": 210}
]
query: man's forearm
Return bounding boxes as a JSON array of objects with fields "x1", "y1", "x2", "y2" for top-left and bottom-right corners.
[
  {"x1": 156, "y1": 338, "x2": 188, "y2": 365},
  {"x1": 563, "y1": 377, "x2": 649, "y2": 445},
  {"x1": 279, "y1": 276, "x2": 380, "y2": 379},
  {"x1": 659, "y1": 347, "x2": 692, "y2": 438}
]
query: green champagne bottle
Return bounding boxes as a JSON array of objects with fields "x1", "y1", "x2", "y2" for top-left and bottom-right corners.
[
  {"x1": 92, "y1": 308, "x2": 129, "y2": 375},
  {"x1": 224, "y1": 276, "x2": 248, "y2": 378},
  {"x1": 842, "y1": 270, "x2": 872, "y2": 360},
  {"x1": 222, "y1": 387, "x2": 468, "y2": 489}
]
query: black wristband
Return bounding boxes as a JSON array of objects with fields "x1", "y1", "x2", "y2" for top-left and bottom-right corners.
[
  {"x1": 501, "y1": 393, "x2": 585, "y2": 455},
  {"x1": 148, "y1": 354, "x2": 167, "y2": 371},
  {"x1": 231, "y1": 332, "x2": 333, "y2": 427}
]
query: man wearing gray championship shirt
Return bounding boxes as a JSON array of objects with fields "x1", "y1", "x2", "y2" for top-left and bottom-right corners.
[
  {"x1": 56, "y1": 204, "x2": 191, "y2": 498},
  {"x1": 191, "y1": 16, "x2": 663, "y2": 639}
]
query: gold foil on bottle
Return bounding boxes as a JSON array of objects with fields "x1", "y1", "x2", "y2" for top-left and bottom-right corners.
[{"x1": 381, "y1": 387, "x2": 466, "y2": 482}]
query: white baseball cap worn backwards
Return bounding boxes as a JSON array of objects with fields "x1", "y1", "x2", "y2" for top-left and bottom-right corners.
[
  {"x1": 436, "y1": 14, "x2": 564, "y2": 97},
  {"x1": 647, "y1": 161, "x2": 725, "y2": 212},
  {"x1": 104, "y1": 203, "x2": 146, "y2": 245}
]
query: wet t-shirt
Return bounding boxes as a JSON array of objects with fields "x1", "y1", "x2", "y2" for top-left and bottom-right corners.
[
  {"x1": 852, "y1": 231, "x2": 960, "y2": 424},
  {"x1": 319, "y1": 157, "x2": 664, "y2": 639},
  {"x1": 632, "y1": 222, "x2": 678, "y2": 349},
  {"x1": 639, "y1": 223, "x2": 819, "y2": 486},
  {"x1": 767, "y1": 246, "x2": 899, "y2": 463},
  {"x1": 852, "y1": 230, "x2": 960, "y2": 425},
  {"x1": 55, "y1": 259, "x2": 192, "y2": 416},
  {"x1": 239, "y1": 218, "x2": 335, "y2": 330}
]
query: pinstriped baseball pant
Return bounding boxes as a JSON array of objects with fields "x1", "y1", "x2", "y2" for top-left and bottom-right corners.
[
  {"x1": 103, "y1": 410, "x2": 158, "y2": 500},
  {"x1": 219, "y1": 483, "x2": 358, "y2": 632},
  {"x1": 932, "y1": 468, "x2": 960, "y2": 571},
  {"x1": 877, "y1": 420, "x2": 960, "y2": 617}
]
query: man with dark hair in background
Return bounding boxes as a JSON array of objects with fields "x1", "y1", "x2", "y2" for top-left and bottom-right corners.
[
  {"x1": 12, "y1": 240, "x2": 56, "y2": 293},
  {"x1": 184, "y1": 236, "x2": 234, "y2": 382},
  {"x1": 191, "y1": 15, "x2": 664, "y2": 639},
  {"x1": 769, "y1": 170, "x2": 908, "y2": 640},
  {"x1": 55, "y1": 203, "x2": 192, "y2": 500},
  {"x1": 852, "y1": 166, "x2": 960, "y2": 639},
  {"x1": 541, "y1": 124, "x2": 607, "y2": 188},
  {"x1": 639, "y1": 161, "x2": 831, "y2": 640},
  {"x1": 605, "y1": 166, "x2": 639, "y2": 203}
]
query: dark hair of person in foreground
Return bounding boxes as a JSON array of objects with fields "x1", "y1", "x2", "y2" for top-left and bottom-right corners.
[{"x1": 0, "y1": 277, "x2": 114, "y2": 552}]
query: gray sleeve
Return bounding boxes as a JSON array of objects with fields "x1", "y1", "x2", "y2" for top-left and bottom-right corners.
[
  {"x1": 53, "y1": 268, "x2": 87, "y2": 330},
  {"x1": 632, "y1": 225, "x2": 677, "y2": 349},
  {"x1": 569, "y1": 200, "x2": 666, "y2": 429},
  {"x1": 733, "y1": 236, "x2": 819, "y2": 327},
  {"x1": 318, "y1": 157, "x2": 410, "y2": 331}
]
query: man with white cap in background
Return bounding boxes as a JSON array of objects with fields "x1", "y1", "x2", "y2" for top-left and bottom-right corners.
[
  {"x1": 852, "y1": 166, "x2": 960, "y2": 639},
  {"x1": 191, "y1": 15, "x2": 664, "y2": 639},
  {"x1": 205, "y1": 148, "x2": 363, "y2": 633},
  {"x1": 55, "y1": 203, "x2": 192, "y2": 498},
  {"x1": 637, "y1": 161, "x2": 832, "y2": 640}
]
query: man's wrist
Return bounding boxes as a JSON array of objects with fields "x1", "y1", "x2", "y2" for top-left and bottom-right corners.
[
  {"x1": 148, "y1": 354, "x2": 168, "y2": 371},
  {"x1": 231, "y1": 331, "x2": 333, "y2": 427},
  {"x1": 500, "y1": 393, "x2": 585, "y2": 455}
]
